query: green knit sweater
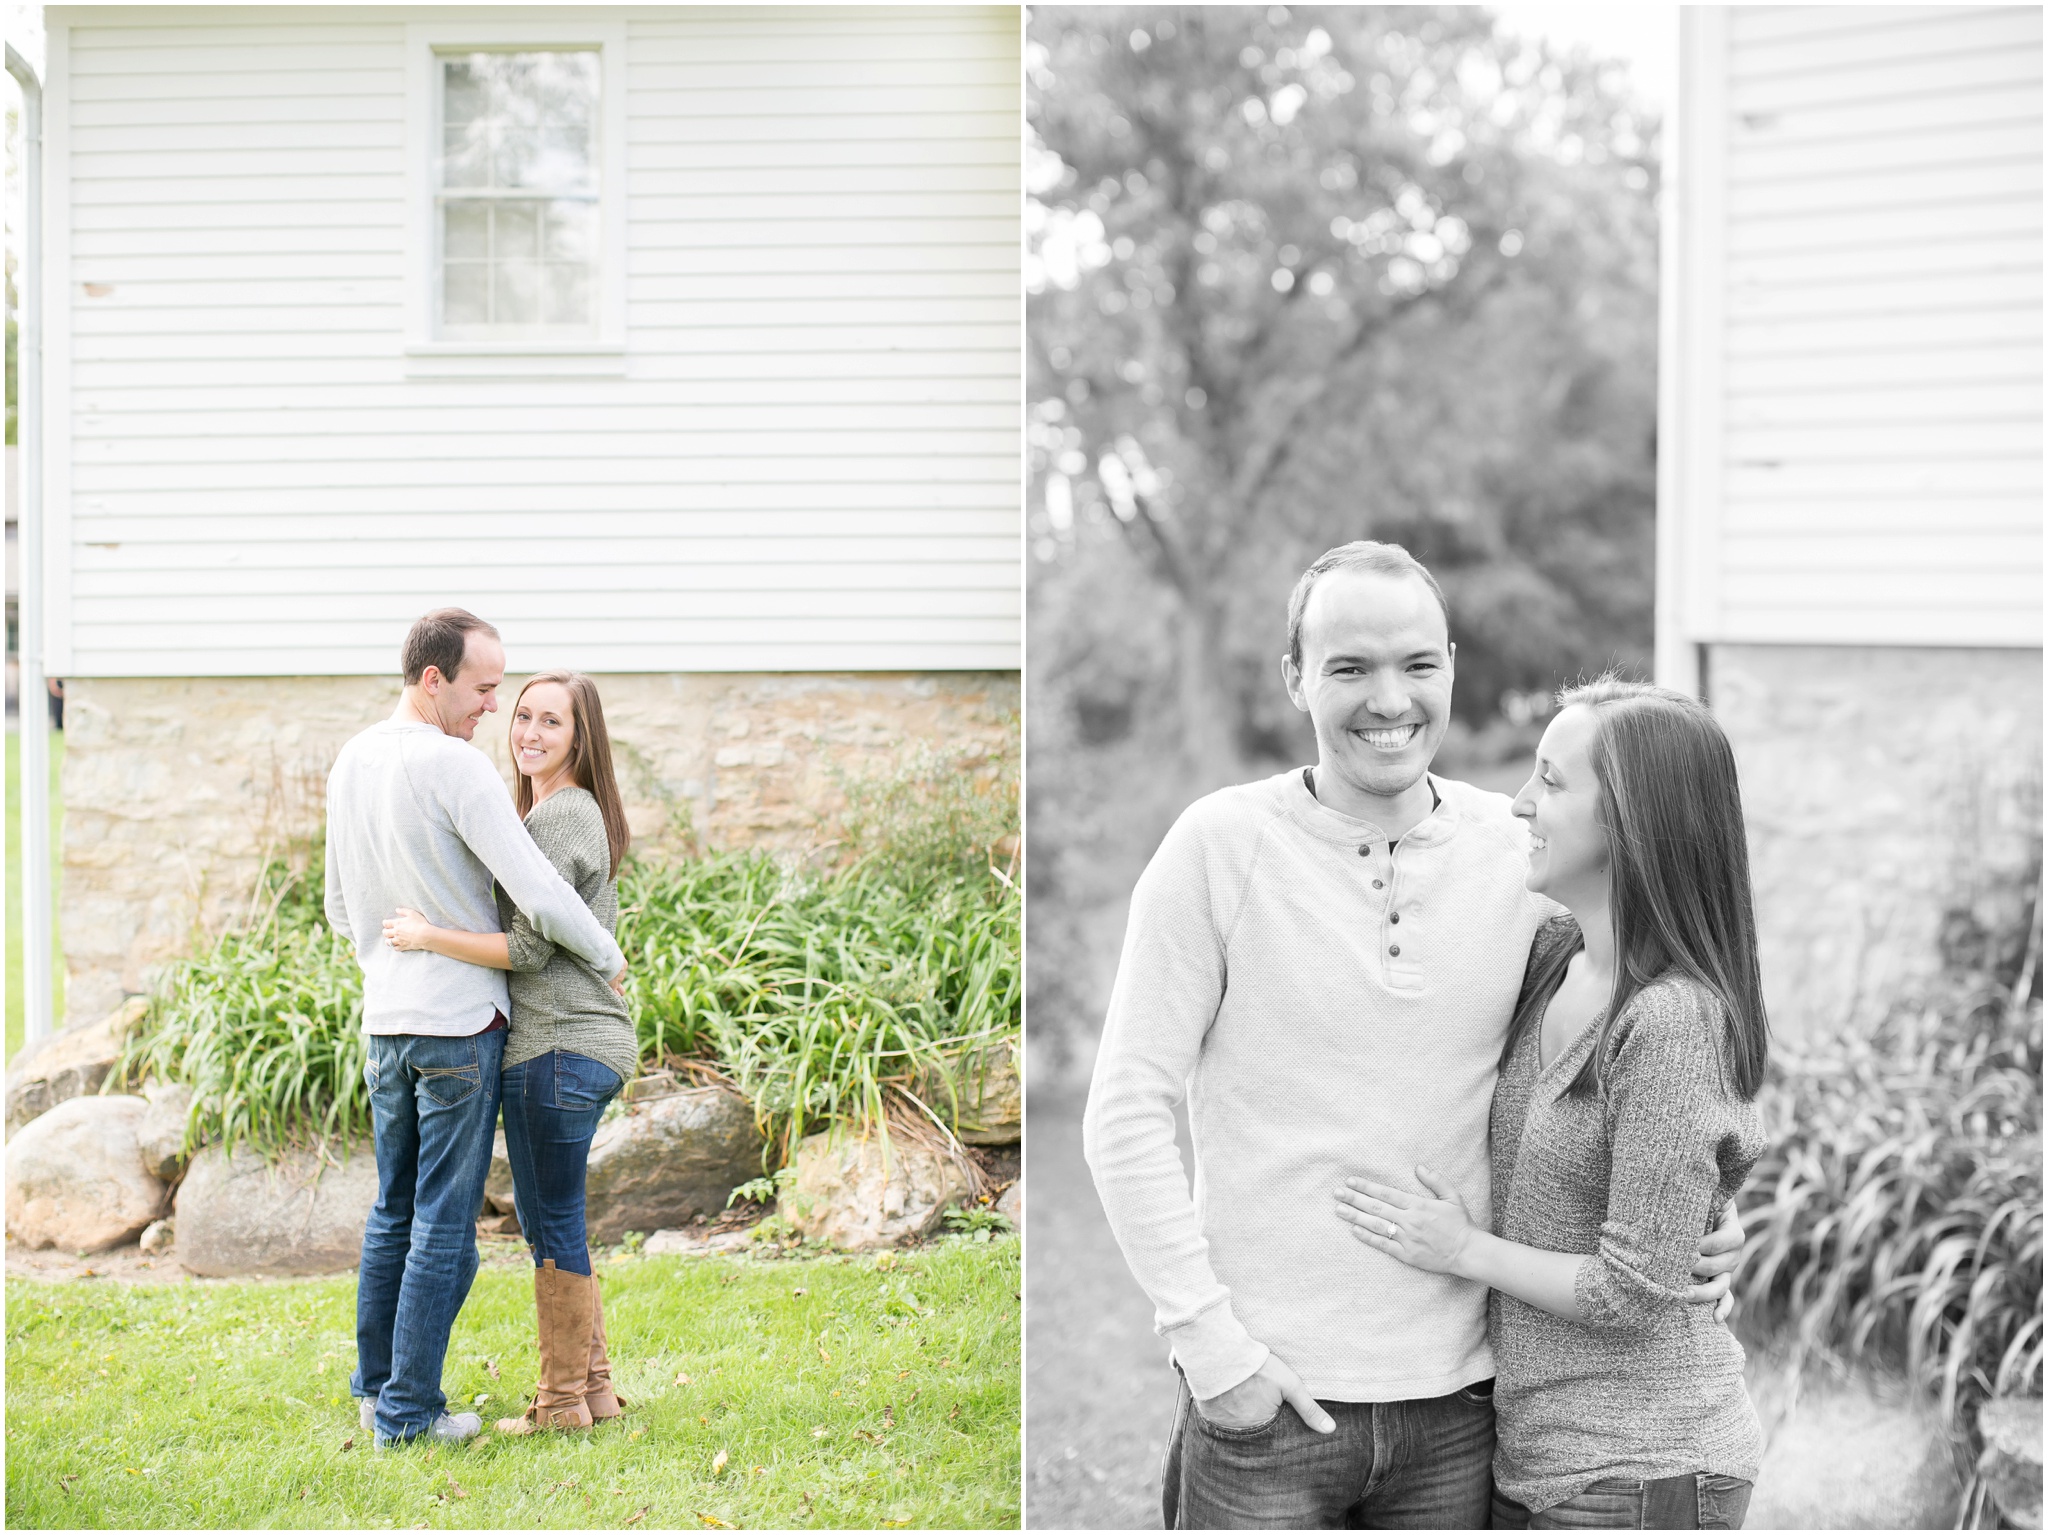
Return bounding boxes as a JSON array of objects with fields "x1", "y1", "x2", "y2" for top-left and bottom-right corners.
[{"x1": 493, "y1": 786, "x2": 641, "y2": 1086}]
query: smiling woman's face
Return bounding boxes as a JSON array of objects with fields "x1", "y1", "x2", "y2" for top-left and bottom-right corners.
[
  {"x1": 510, "y1": 680, "x2": 576, "y2": 782},
  {"x1": 1512, "y1": 704, "x2": 1609, "y2": 904}
]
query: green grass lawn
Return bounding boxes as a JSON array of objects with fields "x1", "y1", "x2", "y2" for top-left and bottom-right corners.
[
  {"x1": 5, "y1": 727, "x2": 66, "y2": 1063},
  {"x1": 5, "y1": 1240, "x2": 1021, "y2": 1530}
]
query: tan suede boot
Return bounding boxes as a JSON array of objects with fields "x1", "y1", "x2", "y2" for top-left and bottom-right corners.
[
  {"x1": 495, "y1": 1260, "x2": 596, "y2": 1434},
  {"x1": 585, "y1": 1278, "x2": 626, "y2": 1421}
]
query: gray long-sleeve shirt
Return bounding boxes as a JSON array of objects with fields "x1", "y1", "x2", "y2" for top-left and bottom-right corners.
[
  {"x1": 324, "y1": 720, "x2": 627, "y2": 1036},
  {"x1": 1489, "y1": 915, "x2": 1766, "y2": 1513}
]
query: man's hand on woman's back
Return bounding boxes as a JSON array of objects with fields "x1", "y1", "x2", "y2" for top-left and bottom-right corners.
[{"x1": 1685, "y1": 1202, "x2": 1747, "y2": 1322}]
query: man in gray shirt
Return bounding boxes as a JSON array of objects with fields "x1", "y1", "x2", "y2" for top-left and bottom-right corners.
[{"x1": 325, "y1": 608, "x2": 627, "y2": 1447}]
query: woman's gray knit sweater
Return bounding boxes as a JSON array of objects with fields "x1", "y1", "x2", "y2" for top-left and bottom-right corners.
[
  {"x1": 493, "y1": 786, "x2": 640, "y2": 1088},
  {"x1": 1489, "y1": 915, "x2": 1766, "y2": 1513}
]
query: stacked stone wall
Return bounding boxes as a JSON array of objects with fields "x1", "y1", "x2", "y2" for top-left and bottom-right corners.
[
  {"x1": 1709, "y1": 644, "x2": 2041, "y2": 1047},
  {"x1": 59, "y1": 672, "x2": 1019, "y2": 1026}
]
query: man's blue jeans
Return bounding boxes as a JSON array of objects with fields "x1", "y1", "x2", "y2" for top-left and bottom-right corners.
[
  {"x1": 350, "y1": 1029, "x2": 503, "y2": 1443},
  {"x1": 500, "y1": 1049, "x2": 623, "y2": 1276},
  {"x1": 1162, "y1": 1368, "x2": 1496, "y2": 1528}
]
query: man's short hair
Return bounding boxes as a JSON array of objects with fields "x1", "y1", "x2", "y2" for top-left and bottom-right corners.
[
  {"x1": 401, "y1": 608, "x2": 501, "y2": 687},
  {"x1": 1285, "y1": 541, "x2": 1450, "y2": 666}
]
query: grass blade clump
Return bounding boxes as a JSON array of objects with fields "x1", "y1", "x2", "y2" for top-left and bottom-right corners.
[
  {"x1": 117, "y1": 744, "x2": 1019, "y2": 1165},
  {"x1": 115, "y1": 854, "x2": 368, "y2": 1157},
  {"x1": 1735, "y1": 888, "x2": 2042, "y2": 1524}
]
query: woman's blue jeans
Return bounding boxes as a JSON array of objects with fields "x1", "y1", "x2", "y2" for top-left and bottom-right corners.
[{"x1": 500, "y1": 1049, "x2": 623, "y2": 1276}]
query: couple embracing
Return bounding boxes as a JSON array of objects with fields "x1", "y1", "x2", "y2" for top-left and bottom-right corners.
[
  {"x1": 325, "y1": 608, "x2": 639, "y2": 1447},
  {"x1": 1087, "y1": 542, "x2": 1770, "y2": 1529}
]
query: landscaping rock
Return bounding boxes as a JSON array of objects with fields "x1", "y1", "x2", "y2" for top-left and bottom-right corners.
[
  {"x1": 173, "y1": 1142, "x2": 379, "y2": 1277},
  {"x1": 913, "y1": 1043, "x2": 1022, "y2": 1145},
  {"x1": 783, "y1": 1127, "x2": 974, "y2": 1249},
  {"x1": 582, "y1": 1086, "x2": 767, "y2": 1245},
  {"x1": 136, "y1": 1081, "x2": 197, "y2": 1182},
  {"x1": 5, "y1": 997, "x2": 148, "y2": 1137},
  {"x1": 484, "y1": 1128, "x2": 514, "y2": 1215},
  {"x1": 5, "y1": 1094, "x2": 166, "y2": 1251},
  {"x1": 1977, "y1": 1397, "x2": 2043, "y2": 1529},
  {"x1": 996, "y1": 1177, "x2": 1023, "y2": 1233},
  {"x1": 139, "y1": 1217, "x2": 175, "y2": 1255},
  {"x1": 644, "y1": 1226, "x2": 754, "y2": 1258}
]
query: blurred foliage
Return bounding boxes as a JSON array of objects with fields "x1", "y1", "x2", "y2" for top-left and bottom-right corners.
[
  {"x1": 1026, "y1": 5, "x2": 1661, "y2": 1046},
  {"x1": 1737, "y1": 881, "x2": 2043, "y2": 1528}
]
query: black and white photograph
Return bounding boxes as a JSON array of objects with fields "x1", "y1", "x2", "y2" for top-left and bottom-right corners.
[{"x1": 1024, "y1": 5, "x2": 2041, "y2": 1530}]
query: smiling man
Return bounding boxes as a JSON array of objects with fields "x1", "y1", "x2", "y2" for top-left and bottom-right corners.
[
  {"x1": 1083, "y1": 542, "x2": 1740, "y2": 1529},
  {"x1": 324, "y1": 608, "x2": 628, "y2": 1448}
]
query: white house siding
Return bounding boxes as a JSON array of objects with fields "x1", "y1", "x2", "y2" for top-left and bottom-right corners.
[
  {"x1": 47, "y1": 5, "x2": 1021, "y2": 677},
  {"x1": 1661, "y1": 6, "x2": 2043, "y2": 1043}
]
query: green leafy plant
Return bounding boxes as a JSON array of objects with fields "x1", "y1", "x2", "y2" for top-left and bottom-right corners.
[
  {"x1": 118, "y1": 768, "x2": 1021, "y2": 1167},
  {"x1": 1735, "y1": 891, "x2": 2042, "y2": 1526},
  {"x1": 727, "y1": 1167, "x2": 798, "y2": 1208},
  {"x1": 113, "y1": 852, "x2": 367, "y2": 1157},
  {"x1": 939, "y1": 1204, "x2": 1015, "y2": 1243}
]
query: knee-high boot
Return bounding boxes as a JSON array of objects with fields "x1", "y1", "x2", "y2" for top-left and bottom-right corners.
[
  {"x1": 585, "y1": 1277, "x2": 626, "y2": 1420},
  {"x1": 495, "y1": 1259, "x2": 596, "y2": 1434}
]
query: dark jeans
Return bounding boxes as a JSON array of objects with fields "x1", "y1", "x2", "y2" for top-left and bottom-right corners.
[
  {"x1": 501, "y1": 1049, "x2": 623, "y2": 1276},
  {"x1": 1491, "y1": 1474, "x2": 1753, "y2": 1529},
  {"x1": 351, "y1": 1029, "x2": 504, "y2": 1443},
  {"x1": 1162, "y1": 1370, "x2": 1496, "y2": 1529}
]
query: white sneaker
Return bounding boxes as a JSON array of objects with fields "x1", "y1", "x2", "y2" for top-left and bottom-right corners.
[
  {"x1": 358, "y1": 1398, "x2": 375, "y2": 1433},
  {"x1": 372, "y1": 1411, "x2": 483, "y2": 1448}
]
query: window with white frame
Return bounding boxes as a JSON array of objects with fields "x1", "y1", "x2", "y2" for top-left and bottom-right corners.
[{"x1": 436, "y1": 50, "x2": 600, "y2": 337}]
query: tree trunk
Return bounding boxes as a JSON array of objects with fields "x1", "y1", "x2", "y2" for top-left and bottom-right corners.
[{"x1": 1175, "y1": 593, "x2": 1245, "y2": 789}]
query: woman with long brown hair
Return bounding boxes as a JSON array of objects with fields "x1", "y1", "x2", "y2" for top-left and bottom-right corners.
[
  {"x1": 383, "y1": 670, "x2": 638, "y2": 1436},
  {"x1": 1334, "y1": 677, "x2": 1770, "y2": 1528}
]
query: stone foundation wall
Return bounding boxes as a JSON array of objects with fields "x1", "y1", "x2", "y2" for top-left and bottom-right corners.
[
  {"x1": 60, "y1": 672, "x2": 1019, "y2": 1025},
  {"x1": 1708, "y1": 644, "x2": 2041, "y2": 1047}
]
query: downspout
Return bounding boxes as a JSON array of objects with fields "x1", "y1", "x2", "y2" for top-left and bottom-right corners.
[{"x1": 7, "y1": 43, "x2": 53, "y2": 1044}]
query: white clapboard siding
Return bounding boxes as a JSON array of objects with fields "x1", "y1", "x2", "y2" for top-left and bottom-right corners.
[
  {"x1": 1660, "y1": 5, "x2": 2042, "y2": 659},
  {"x1": 46, "y1": 4, "x2": 1021, "y2": 677}
]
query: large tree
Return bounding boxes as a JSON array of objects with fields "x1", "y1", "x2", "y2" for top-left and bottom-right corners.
[{"x1": 1028, "y1": 5, "x2": 1660, "y2": 772}]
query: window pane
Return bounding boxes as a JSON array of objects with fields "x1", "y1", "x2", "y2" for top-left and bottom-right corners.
[
  {"x1": 443, "y1": 261, "x2": 489, "y2": 325},
  {"x1": 494, "y1": 127, "x2": 543, "y2": 191},
  {"x1": 442, "y1": 124, "x2": 489, "y2": 189},
  {"x1": 543, "y1": 263, "x2": 592, "y2": 327},
  {"x1": 493, "y1": 203, "x2": 541, "y2": 259},
  {"x1": 444, "y1": 202, "x2": 489, "y2": 258},
  {"x1": 442, "y1": 60, "x2": 487, "y2": 130},
  {"x1": 494, "y1": 261, "x2": 541, "y2": 325},
  {"x1": 542, "y1": 202, "x2": 595, "y2": 263}
]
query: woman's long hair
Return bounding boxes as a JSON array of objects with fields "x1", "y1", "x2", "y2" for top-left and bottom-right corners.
[
  {"x1": 512, "y1": 670, "x2": 631, "y2": 880},
  {"x1": 1503, "y1": 676, "x2": 1770, "y2": 1101}
]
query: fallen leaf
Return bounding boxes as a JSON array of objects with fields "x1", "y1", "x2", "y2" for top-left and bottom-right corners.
[
  {"x1": 625, "y1": 1508, "x2": 651, "y2": 1527},
  {"x1": 811, "y1": 1427, "x2": 829, "y2": 1439},
  {"x1": 793, "y1": 1287, "x2": 806, "y2": 1296},
  {"x1": 699, "y1": 1415, "x2": 710, "y2": 1426},
  {"x1": 448, "y1": 1479, "x2": 468, "y2": 1500},
  {"x1": 881, "y1": 1404, "x2": 896, "y2": 1432},
  {"x1": 852, "y1": 1429, "x2": 882, "y2": 1445},
  {"x1": 486, "y1": 1358, "x2": 501, "y2": 1380},
  {"x1": 699, "y1": 1518, "x2": 736, "y2": 1531},
  {"x1": 550, "y1": 1477, "x2": 581, "y2": 1492},
  {"x1": 948, "y1": 1404, "x2": 961, "y2": 1421},
  {"x1": 340, "y1": 1437, "x2": 356, "y2": 1453},
  {"x1": 676, "y1": 1371, "x2": 692, "y2": 1385},
  {"x1": 817, "y1": 1343, "x2": 831, "y2": 1363},
  {"x1": 472, "y1": 1392, "x2": 489, "y2": 1405},
  {"x1": 895, "y1": 1369, "x2": 912, "y2": 1380},
  {"x1": 712, "y1": 1449, "x2": 729, "y2": 1476},
  {"x1": 906, "y1": 1389, "x2": 921, "y2": 1408}
]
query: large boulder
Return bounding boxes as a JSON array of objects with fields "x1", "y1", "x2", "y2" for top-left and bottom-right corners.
[
  {"x1": 913, "y1": 1043, "x2": 1021, "y2": 1146},
  {"x1": 5, "y1": 1094, "x2": 167, "y2": 1251},
  {"x1": 783, "y1": 1126, "x2": 974, "y2": 1249},
  {"x1": 136, "y1": 1081, "x2": 197, "y2": 1182},
  {"x1": 5, "y1": 998, "x2": 148, "y2": 1137},
  {"x1": 582, "y1": 1085, "x2": 767, "y2": 1245},
  {"x1": 995, "y1": 1177, "x2": 1023, "y2": 1233},
  {"x1": 174, "y1": 1142, "x2": 380, "y2": 1277},
  {"x1": 1977, "y1": 1397, "x2": 2043, "y2": 1529}
]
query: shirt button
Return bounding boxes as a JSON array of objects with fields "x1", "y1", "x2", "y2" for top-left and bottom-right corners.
[
  {"x1": 1389, "y1": 944, "x2": 1401, "y2": 956},
  {"x1": 1357, "y1": 844, "x2": 1372, "y2": 857},
  {"x1": 1372, "y1": 879, "x2": 1385, "y2": 890},
  {"x1": 1390, "y1": 913, "x2": 1401, "y2": 924}
]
